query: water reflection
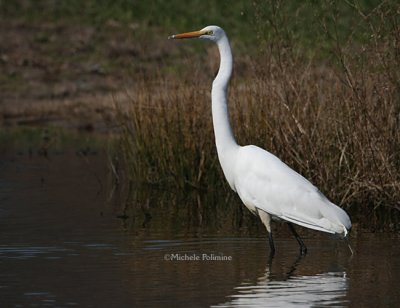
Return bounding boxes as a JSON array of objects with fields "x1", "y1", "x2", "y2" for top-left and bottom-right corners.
[
  {"x1": 115, "y1": 180, "x2": 354, "y2": 307},
  {"x1": 215, "y1": 258, "x2": 348, "y2": 307},
  {"x1": 1, "y1": 138, "x2": 400, "y2": 307}
]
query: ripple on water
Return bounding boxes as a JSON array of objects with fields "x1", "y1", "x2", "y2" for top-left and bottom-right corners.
[{"x1": 214, "y1": 272, "x2": 348, "y2": 308}]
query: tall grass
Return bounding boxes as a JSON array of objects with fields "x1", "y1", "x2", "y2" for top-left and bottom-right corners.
[
  {"x1": 115, "y1": 0, "x2": 400, "y2": 231},
  {"x1": 115, "y1": 71, "x2": 221, "y2": 190}
]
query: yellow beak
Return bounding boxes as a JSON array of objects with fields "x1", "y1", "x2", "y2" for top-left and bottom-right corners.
[{"x1": 168, "y1": 30, "x2": 204, "y2": 40}]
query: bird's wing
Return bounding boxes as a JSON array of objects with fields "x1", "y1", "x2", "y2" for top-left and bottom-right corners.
[{"x1": 233, "y1": 145, "x2": 350, "y2": 235}]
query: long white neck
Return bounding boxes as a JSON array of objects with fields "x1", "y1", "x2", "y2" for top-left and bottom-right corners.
[{"x1": 211, "y1": 34, "x2": 239, "y2": 190}]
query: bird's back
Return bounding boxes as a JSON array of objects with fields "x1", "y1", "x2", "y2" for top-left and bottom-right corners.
[{"x1": 233, "y1": 145, "x2": 351, "y2": 236}]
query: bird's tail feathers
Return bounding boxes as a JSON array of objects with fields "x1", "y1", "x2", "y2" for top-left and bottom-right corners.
[{"x1": 280, "y1": 214, "x2": 348, "y2": 236}]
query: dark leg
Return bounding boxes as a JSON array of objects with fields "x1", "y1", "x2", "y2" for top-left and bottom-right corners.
[
  {"x1": 268, "y1": 232, "x2": 276, "y2": 256},
  {"x1": 285, "y1": 253, "x2": 306, "y2": 279},
  {"x1": 256, "y1": 209, "x2": 275, "y2": 256},
  {"x1": 288, "y1": 223, "x2": 307, "y2": 255}
]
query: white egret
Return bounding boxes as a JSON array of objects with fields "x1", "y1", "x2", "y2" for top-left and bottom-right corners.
[{"x1": 169, "y1": 25, "x2": 351, "y2": 255}]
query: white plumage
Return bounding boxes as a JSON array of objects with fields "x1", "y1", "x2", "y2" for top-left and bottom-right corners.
[
  {"x1": 234, "y1": 145, "x2": 351, "y2": 235},
  {"x1": 169, "y1": 25, "x2": 351, "y2": 254}
]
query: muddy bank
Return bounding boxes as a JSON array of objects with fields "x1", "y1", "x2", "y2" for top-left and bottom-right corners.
[{"x1": 0, "y1": 19, "x2": 175, "y2": 131}]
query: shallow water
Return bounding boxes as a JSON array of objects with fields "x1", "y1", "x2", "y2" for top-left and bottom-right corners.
[{"x1": 1, "y1": 139, "x2": 399, "y2": 307}]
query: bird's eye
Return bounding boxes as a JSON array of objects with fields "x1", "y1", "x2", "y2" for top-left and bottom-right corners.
[{"x1": 207, "y1": 30, "x2": 214, "y2": 35}]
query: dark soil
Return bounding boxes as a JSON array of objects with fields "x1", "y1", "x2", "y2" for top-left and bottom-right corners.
[{"x1": 0, "y1": 19, "x2": 175, "y2": 132}]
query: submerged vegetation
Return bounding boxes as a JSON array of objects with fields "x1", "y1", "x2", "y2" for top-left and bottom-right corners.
[{"x1": 115, "y1": 0, "x2": 400, "y2": 231}]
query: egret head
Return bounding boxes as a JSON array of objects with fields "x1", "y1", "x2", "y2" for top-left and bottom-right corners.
[{"x1": 168, "y1": 25, "x2": 225, "y2": 43}]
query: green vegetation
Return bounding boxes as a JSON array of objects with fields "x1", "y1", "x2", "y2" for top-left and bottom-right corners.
[
  {"x1": 0, "y1": 0, "x2": 388, "y2": 48},
  {"x1": 0, "y1": 1, "x2": 253, "y2": 41}
]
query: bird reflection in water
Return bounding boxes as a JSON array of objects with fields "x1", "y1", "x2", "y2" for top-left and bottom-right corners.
[{"x1": 214, "y1": 253, "x2": 348, "y2": 307}]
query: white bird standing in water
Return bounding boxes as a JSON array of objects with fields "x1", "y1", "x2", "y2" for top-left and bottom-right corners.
[{"x1": 169, "y1": 25, "x2": 351, "y2": 255}]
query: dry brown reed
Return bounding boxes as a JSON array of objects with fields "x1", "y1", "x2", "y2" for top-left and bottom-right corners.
[{"x1": 115, "y1": 1, "x2": 400, "y2": 230}]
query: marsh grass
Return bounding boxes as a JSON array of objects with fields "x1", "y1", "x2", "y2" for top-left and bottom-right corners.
[
  {"x1": 115, "y1": 72, "x2": 221, "y2": 190},
  {"x1": 115, "y1": 1, "x2": 400, "y2": 231}
]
